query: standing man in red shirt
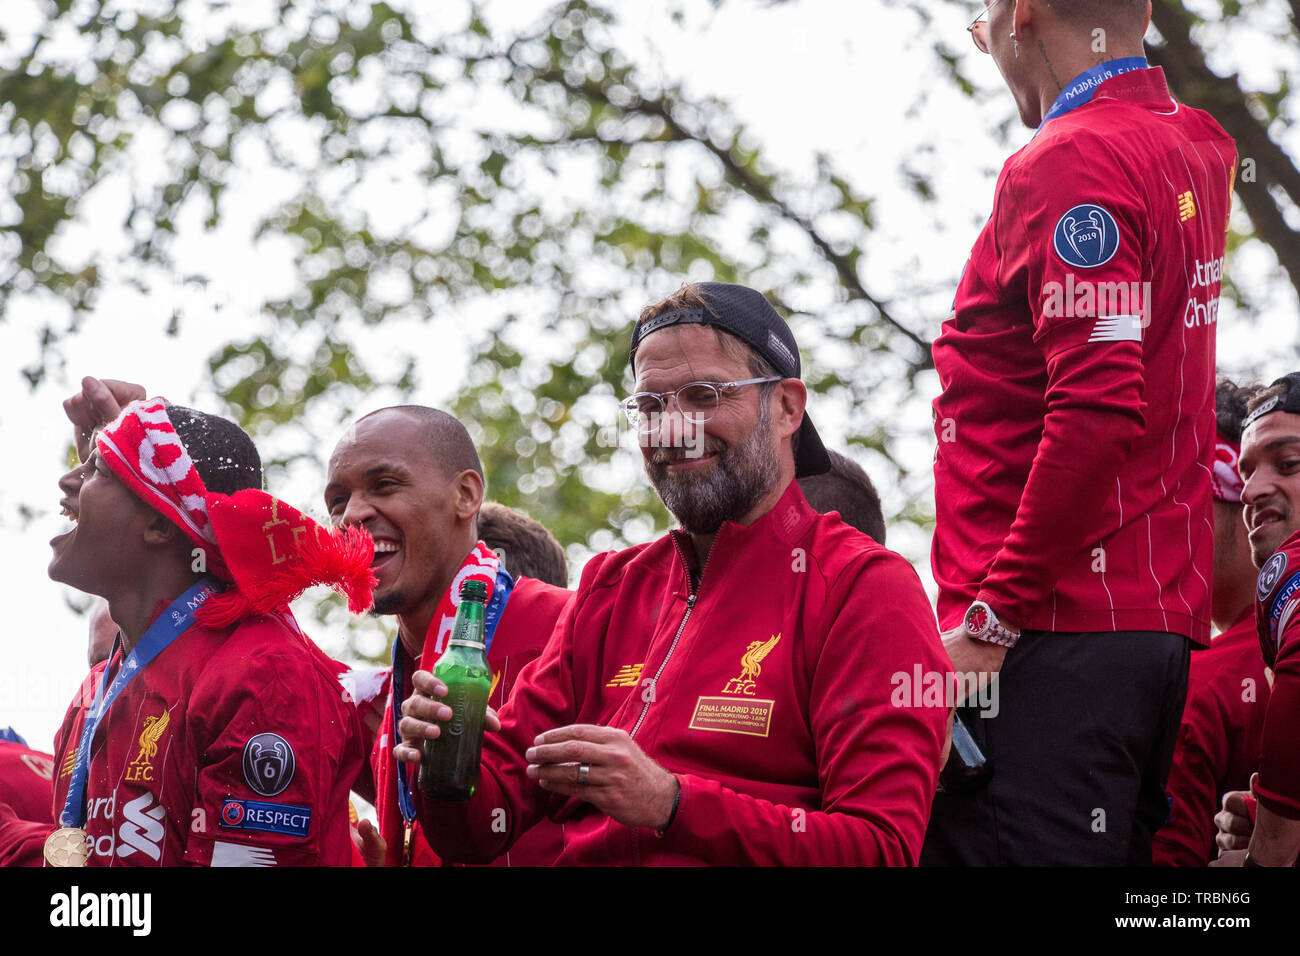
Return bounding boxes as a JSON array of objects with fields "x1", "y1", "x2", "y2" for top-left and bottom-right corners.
[
  {"x1": 925, "y1": 0, "x2": 1236, "y2": 865},
  {"x1": 1153, "y1": 380, "x2": 1269, "y2": 866}
]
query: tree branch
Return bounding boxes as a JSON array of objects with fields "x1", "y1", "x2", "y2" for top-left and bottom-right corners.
[
  {"x1": 511, "y1": 52, "x2": 935, "y2": 370},
  {"x1": 640, "y1": 88, "x2": 935, "y2": 367},
  {"x1": 1149, "y1": 1, "x2": 1300, "y2": 300}
]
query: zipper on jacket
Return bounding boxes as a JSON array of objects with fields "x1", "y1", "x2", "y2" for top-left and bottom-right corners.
[
  {"x1": 628, "y1": 535, "x2": 713, "y2": 863},
  {"x1": 629, "y1": 535, "x2": 709, "y2": 740},
  {"x1": 629, "y1": 592, "x2": 694, "y2": 739}
]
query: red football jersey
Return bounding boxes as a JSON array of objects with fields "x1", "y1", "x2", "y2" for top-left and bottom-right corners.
[
  {"x1": 1153, "y1": 613, "x2": 1269, "y2": 866},
  {"x1": 50, "y1": 608, "x2": 364, "y2": 866},
  {"x1": 0, "y1": 740, "x2": 55, "y2": 824},
  {"x1": 933, "y1": 67, "x2": 1235, "y2": 643},
  {"x1": 1254, "y1": 531, "x2": 1300, "y2": 819}
]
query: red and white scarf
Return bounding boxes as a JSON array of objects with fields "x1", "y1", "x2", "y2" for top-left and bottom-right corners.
[
  {"x1": 374, "y1": 541, "x2": 504, "y2": 867},
  {"x1": 1211, "y1": 430, "x2": 1244, "y2": 504},
  {"x1": 96, "y1": 398, "x2": 376, "y2": 626},
  {"x1": 422, "y1": 541, "x2": 503, "y2": 659}
]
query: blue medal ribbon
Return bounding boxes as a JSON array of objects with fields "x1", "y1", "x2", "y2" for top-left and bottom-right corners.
[
  {"x1": 1039, "y1": 57, "x2": 1149, "y2": 128},
  {"x1": 58, "y1": 577, "x2": 219, "y2": 828},
  {"x1": 394, "y1": 564, "x2": 513, "y2": 825}
]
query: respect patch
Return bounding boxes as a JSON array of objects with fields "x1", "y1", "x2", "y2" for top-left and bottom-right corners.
[{"x1": 220, "y1": 798, "x2": 312, "y2": 837}]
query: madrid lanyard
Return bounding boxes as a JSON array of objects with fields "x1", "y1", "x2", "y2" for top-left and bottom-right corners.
[
  {"x1": 392, "y1": 565, "x2": 514, "y2": 832},
  {"x1": 59, "y1": 577, "x2": 219, "y2": 828},
  {"x1": 1039, "y1": 57, "x2": 1149, "y2": 128}
]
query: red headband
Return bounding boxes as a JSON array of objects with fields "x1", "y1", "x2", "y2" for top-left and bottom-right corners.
[
  {"x1": 1211, "y1": 431, "x2": 1244, "y2": 504},
  {"x1": 97, "y1": 399, "x2": 376, "y2": 627}
]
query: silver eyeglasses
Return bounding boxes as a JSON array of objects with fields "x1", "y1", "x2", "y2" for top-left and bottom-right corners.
[
  {"x1": 967, "y1": 0, "x2": 1006, "y2": 53},
  {"x1": 619, "y1": 377, "x2": 783, "y2": 432}
]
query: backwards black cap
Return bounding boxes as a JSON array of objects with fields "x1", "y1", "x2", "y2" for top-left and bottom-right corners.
[
  {"x1": 1243, "y1": 372, "x2": 1300, "y2": 432},
  {"x1": 629, "y1": 282, "x2": 831, "y2": 478}
]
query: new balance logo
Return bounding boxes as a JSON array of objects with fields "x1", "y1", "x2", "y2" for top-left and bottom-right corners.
[
  {"x1": 210, "y1": 840, "x2": 277, "y2": 867},
  {"x1": 1177, "y1": 190, "x2": 1196, "y2": 222},
  {"x1": 1087, "y1": 315, "x2": 1144, "y2": 343},
  {"x1": 606, "y1": 664, "x2": 643, "y2": 687}
]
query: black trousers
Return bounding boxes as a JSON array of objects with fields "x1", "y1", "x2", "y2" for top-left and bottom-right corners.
[{"x1": 921, "y1": 629, "x2": 1190, "y2": 867}]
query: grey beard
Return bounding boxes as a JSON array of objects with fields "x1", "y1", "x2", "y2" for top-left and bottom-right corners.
[{"x1": 646, "y1": 405, "x2": 780, "y2": 535}]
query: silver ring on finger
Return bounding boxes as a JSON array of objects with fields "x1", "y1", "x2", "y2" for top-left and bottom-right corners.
[{"x1": 577, "y1": 763, "x2": 590, "y2": 786}]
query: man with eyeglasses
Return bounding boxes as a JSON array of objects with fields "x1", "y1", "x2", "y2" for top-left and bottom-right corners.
[
  {"x1": 395, "y1": 281, "x2": 951, "y2": 865},
  {"x1": 925, "y1": 0, "x2": 1236, "y2": 865}
]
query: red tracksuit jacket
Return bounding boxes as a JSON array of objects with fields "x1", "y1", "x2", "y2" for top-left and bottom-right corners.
[
  {"x1": 1254, "y1": 531, "x2": 1300, "y2": 819},
  {"x1": 49, "y1": 607, "x2": 364, "y2": 866},
  {"x1": 1152, "y1": 613, "x2": 1269, "y2": 866},
  {"x1": 415, "y1": 481, "x2": 951, "y2": 865},
  {"x1": 371, "y1": 575, "x2": 573, "y2": 866}
]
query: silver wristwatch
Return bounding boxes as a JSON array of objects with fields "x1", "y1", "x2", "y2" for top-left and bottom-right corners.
[{"x1": 962, "y1": 600, "x2": 1020, "y2": 648}]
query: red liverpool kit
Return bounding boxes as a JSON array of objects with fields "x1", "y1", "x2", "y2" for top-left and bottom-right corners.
[
  {"x1": 415, "y1": 481, "x2": 951, "y2": 866},
  {"x1": 0, "y1": 738, "x2": 57, "y2": 867},
  {"x1": 933, "y1": 66, "x2": 1236, "y2": 644},
  {"x1": 1153, "y1": 613, "x2": 1270, "y2": 865},
  {"x1": 50, "y1": 608, "x2": 364, "y2": 866},
  {"x1": 1254, "y1": 531, "x2": 1300, "y2": 819},
  {"x1": 372, "y1": 574, "x2": 572, "y2": 866},
  {"x1": 0, "y1": 739, "x2": 55, "y2": 824}
]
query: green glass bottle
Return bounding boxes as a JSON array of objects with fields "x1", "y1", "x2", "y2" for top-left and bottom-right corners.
[{"x1": 419, "y1": 579, "x2": 494, "y2": 801}]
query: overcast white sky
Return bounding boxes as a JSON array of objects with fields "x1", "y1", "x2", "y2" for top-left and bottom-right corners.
[{"x1": 3, "y1": 0, "x2": 1297, "y2": 749}]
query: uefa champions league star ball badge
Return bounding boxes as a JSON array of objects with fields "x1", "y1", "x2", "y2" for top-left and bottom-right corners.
[
  {"x1": 44, "y1": 827, "x2": 90, "y2": 867},
  {"x1": 1052, "y1": 203, "x2": 1121, "y2": 269}
]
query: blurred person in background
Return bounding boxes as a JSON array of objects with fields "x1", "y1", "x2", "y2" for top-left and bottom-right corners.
[
  {"x1": 797, "y1": 448, "x2": 887, "y2": 545},
  {"x1": 1153, "y1": 379, "x2": 1268, "y2": 866},
  {"x1": 477, "y1": 501, "x2": 569, "y2": 587}
]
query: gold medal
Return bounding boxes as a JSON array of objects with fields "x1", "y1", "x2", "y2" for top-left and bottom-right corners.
[{"x1": 43, "y1": 827, "x2": 89, "y2": 868}]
